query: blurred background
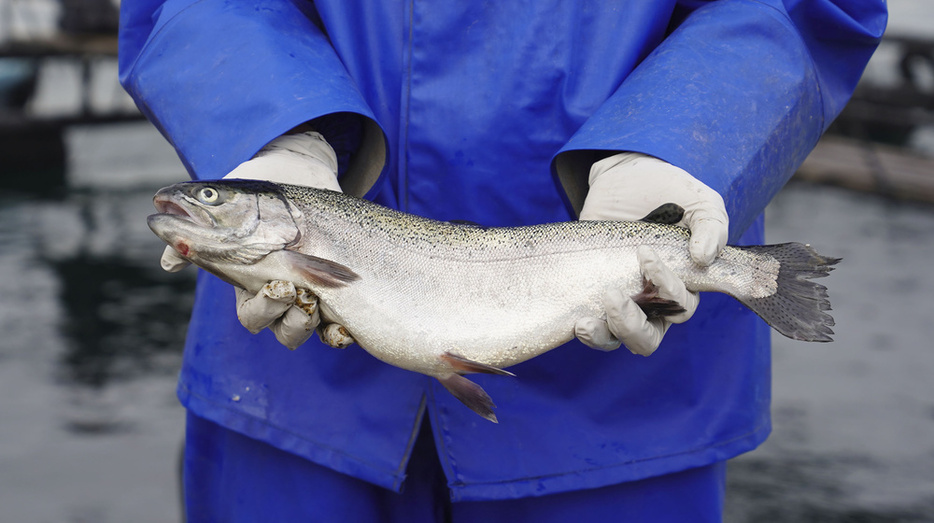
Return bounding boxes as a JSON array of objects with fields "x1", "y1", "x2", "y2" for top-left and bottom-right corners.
[{"x1": 1, "y1": 1, "x2": 932, "y2": 521}]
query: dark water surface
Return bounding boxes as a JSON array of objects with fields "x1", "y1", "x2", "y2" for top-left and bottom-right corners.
[
  {"x1": 727, "y1": 185, "x2": 934, "y2": 522},
  {"x1": 1, "y1": 123, "x2": 933, "y2": 521},
  {"x1": 0, "y1": 123, "x2": 191, "y2": 523}
]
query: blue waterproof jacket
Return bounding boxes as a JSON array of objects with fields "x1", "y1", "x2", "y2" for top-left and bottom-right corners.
[{"x1": 120, "y1": 0, "x2": 885, "y2": 502}]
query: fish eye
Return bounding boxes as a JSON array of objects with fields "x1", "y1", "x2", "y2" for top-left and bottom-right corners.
[{"x1": 198, "y1": 187, "x2": 221, "y2": 205}]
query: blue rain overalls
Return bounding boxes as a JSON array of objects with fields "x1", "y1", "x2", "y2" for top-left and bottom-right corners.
[{"x1": 120, "y1": 0, "x2": 885, "y2": 519}]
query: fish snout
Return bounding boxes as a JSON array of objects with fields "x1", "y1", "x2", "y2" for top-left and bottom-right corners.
[
  {"x1": 147, "y1": 213, "x2": 196, "y2": 260},
  {"x1": 147, "y1": 213, "x2": 181, "y2": 241}
]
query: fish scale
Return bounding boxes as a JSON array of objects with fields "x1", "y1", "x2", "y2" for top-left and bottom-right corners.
[{"x1": 148, "y1": 180, "x2": 838, "y2": 422}]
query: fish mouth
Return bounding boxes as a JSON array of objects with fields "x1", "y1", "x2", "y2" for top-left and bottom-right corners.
[
  {"x1": 154, "y1": 197, "x2": 192, "y2": 219},
  {"x1": 152, "y1": 192, "x2": 215, "y2": 227}
]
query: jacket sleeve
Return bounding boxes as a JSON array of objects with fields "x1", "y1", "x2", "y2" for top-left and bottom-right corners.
[
  {"x1": 118, "y1": 0, "x2": 385, "y2": 196},
  {"x1": 554, "y1": 0, "x2": 886, "y2": 239}
]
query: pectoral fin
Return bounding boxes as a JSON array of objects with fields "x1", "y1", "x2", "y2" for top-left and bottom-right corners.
[
  {"x1": 438, "y1": 374, "x2": 499, "y2": 423},
  {"x1": 283, "y1": 250, "x2": 359, "y2": 288}
]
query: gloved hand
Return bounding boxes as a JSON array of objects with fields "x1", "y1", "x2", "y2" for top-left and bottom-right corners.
[
  {"x1": 574, "y1": 152, "x2": 729, "y2": 356},
  {"x1": 159, "y1": 131, "x2": 354, "y2": 349}
]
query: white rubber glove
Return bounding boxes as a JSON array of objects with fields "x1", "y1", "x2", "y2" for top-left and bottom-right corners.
[
  {"x1": 575, "y1": 152, "x2": 729, "y2": 356},
  {"x1": 159, "y1": 131, "x2": 352, "y2": 349}
]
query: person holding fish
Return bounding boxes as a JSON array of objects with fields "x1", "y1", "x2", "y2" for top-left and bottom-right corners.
[{"x1": 121, "y1": 1, "x2": 886, "y2": 521}]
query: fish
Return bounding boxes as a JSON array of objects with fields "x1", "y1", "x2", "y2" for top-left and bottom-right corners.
[{"x1": 148, "y1": 179, "x2": 839, "y2": 422}]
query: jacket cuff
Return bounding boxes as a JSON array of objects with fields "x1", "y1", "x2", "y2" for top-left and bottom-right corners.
[
  {"x1": 553, "y1": 0, "x2": 822, "y2": 239},
  {"x1": 120, "y1": 0, "x2": 385, "y2": 196}
]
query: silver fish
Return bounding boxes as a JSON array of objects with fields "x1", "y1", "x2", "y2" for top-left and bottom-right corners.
[{"x1": 148, "y1": 180, "x2": 838, "y2": 422}]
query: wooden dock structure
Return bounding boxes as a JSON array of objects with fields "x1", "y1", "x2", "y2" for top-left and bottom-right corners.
[
  {"x1": 1, "y1": 18, "x2": 932, "y2": 200},
  {"x1": 795, "y1": 136, "x2": 934, "y2": 204},
  {"x1": 1, "y1": 28, "x2": 143, "y2": 189}
]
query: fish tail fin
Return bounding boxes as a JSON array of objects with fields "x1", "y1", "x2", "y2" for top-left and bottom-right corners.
[{"x1": 736, "y1": 243, "x2": 840, "y2": 342}]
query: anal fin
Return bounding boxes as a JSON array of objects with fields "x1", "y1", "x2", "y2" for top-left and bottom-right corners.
[
  {"x1": 438, "y1": 374, "x2": 499, "y2": 423},
  {"x1": 632, "y1": 277, "x2": 686, "y2": 319}
]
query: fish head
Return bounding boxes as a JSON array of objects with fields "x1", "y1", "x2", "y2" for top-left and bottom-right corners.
[{"x1": 147, "y1": 179, "x2": 304, "y2": 268}]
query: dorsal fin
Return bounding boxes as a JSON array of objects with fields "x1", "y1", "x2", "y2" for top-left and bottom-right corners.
[{"x1": 640, "y1": 203, "x2": 685, "y2": 225}]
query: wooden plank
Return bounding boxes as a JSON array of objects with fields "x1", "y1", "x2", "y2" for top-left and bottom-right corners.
[
  {"x1": 0, "y1": 35, "x2": 119, "y2": 58},
  {"x1": 794, "y1": 136, "x2": 934, "y2": 203},
  {"x1": 0, "y1": 111, "x2": 144, "y2": 132}
]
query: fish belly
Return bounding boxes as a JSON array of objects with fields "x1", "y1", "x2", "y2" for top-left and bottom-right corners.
[{"x1": 317, "y1": 245, "x2": 646, "y2": 376}]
